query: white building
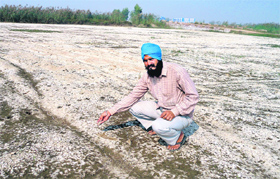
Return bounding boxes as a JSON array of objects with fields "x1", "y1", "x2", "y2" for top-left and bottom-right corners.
[{"x1": 172, "y1": 18, "x2": 195, "y2": 23}]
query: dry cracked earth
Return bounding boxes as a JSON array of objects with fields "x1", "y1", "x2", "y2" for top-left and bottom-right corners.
[{"x1": 0, "y1": 23, "x2": 279, "y2": 178}]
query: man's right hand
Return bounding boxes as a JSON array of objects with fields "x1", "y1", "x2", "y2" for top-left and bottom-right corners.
[{"x1": 97, "y1": 111, "x2": 111, "y2": 125}]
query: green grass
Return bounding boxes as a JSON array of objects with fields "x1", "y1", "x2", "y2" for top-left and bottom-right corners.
[
  {"x1": 207, "y1": 30, "x2": 222, "y2": 33},
  {"x1": 10, "y1": 29, "x2": 62, "y2": 33},
  {"x1": 207, "y1": 29, "x2": 280, "y2": 38},
  {"x1": 269, "y1": 44, "x2": 280, "y2": 48},
  {"x1": 239, "y1": 33, "x2": 280, "y2": 38},
  {"x1": 230, "y1": 30, "x2": 280, "y2": 38},
  {"x1": 244, "y1": 23, "x2": 280, "y2": 34},
  {"x1": 171, "y1": 50, "x2": 184, "y2": 56}
]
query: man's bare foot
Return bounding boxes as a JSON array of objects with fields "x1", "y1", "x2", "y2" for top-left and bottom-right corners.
[
  {"x1": 148, "y1": 130, "x2": 156, "y2": 135},
  {"x1": 167, "y1": 132, "x2": 186, "y2": 151}
]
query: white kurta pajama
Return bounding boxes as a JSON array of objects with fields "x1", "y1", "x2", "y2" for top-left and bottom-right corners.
[{"x1": 108, "y1": 61, "x2": 199, "y2": 145}]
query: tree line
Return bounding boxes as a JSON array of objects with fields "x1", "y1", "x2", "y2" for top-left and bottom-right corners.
[
  {"x1": 208, "y1": 20, "x2": 279, "y2": 34},
  {"x1": 244, "y1": 23, "x2": 280, "y2": 34},
  {"x1": 0, "y1": 4, "x2": 169, "y2": 28}
]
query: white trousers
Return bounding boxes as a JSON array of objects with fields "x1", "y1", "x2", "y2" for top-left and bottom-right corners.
[{"x1": 129, "y1": 101, "x2": 193, "y2": 145}]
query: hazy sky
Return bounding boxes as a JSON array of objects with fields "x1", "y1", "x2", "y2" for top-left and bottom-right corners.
[{"x1": 1, "y1": 0, "x2": 279, "y2": 24}]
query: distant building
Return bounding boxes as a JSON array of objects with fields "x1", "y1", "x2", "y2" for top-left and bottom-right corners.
[
  {"x1": 160, "y1": 17, "x2": 195, "y2": 23},
  {"x1": 172, "y1": 18, "x2": 195, "y2": 23}
]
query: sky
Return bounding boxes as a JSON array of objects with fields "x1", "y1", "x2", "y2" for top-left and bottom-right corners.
[{"x1": 0, "y1": 0, "x2": 279, "y2": 24}]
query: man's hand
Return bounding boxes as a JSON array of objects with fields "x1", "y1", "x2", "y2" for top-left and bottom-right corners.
[
  {"x1": 97, "y1": 111, "x2": 111, "y2": 125},
  {"x1": 160, "y1": 111, "x2": 175, "y2": 121}
]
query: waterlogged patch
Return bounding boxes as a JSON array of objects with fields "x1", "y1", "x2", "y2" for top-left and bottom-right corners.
[
  {"x1": 98, "y1": 132, "x2": 118, "y2": 141},
  {"x1": 10, "y1": 29, "x2": 62, "y2": 33},
  {"x1": 0, "y1": 108, "x2": 110, "y2": 178},
  {"x1": 154, "y1": 158, "x2": 201, "y2": 178},
  {"x1": 0, "y1": 101, "x2": 12, "y2": 119},
  {"x1": 16, "y1": 66, "x2": 42, "y2": 96},
  {"x1": 0, "y1": 70, "x2": 4, "y2": 78}
]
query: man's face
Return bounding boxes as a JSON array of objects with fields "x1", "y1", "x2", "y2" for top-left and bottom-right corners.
[{"x1": 143, "y1": 55, "x2": 158, "y2": 71}]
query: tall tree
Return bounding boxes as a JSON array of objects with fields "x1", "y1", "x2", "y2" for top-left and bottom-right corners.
[
  {"x1": 130, "y1": 4, "x2": 142, "y2": 25},
  {"x1": 111, "y1": 9, "x2": 121, "y2": 24},
  {"x1": 134, "y1": 4, "x2": 142, "y2": 14},
  {"x1": 121, "y1": 8, "x2": 129, "y2": 21}
]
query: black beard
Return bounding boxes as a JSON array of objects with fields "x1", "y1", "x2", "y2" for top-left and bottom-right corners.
[{"x1": 146, "y1": 60, "x2": 163, "y2": 77}]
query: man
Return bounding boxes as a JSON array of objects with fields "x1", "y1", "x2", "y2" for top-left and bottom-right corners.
[{"x1": 98, "y1": 43, "x2": 199, "y2": 151}]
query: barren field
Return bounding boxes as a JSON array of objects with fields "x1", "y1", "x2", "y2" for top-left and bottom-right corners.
[{"x1": 0, "y1": 23, "x2": 279, "y2": 178}]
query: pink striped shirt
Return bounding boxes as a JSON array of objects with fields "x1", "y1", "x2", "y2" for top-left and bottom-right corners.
[{"x1": 108, "y1": 61, "x2": 199, "y2": 118}]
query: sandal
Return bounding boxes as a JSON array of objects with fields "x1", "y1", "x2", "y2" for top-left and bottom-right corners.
[
  {"x1": 167, "y1": 132, "x2": 188, "y2": 151},
  {"x1": 148, "y1": 130, "x2": 156, "y2": 135}
]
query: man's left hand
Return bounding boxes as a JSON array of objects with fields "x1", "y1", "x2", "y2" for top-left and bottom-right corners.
[{"x1": 160, "y1": 111, "x2": 175, "y2": 121}]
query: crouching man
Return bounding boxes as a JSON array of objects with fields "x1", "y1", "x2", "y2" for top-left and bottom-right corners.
[{"x1": 98, "y1": 43, "x2": 199, "y2": 151}]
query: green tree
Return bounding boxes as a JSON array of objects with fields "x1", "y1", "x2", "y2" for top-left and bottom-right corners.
[
  {"x1": 0, "y1": 4, "x2": 170, "y2": 28},
  {"x1": 111, "y1": 9, "x2": 122, "y2": 24},
  {"x1": 121, "y1": 8, "x2": 129, "y2": 21},
  {"x1": 142, "y1": 13, "x2": 155, "y2": 26},
  {"x1": 130, "y1": 4, "x2": 142, "y2": 25},
  {"x1": 134, "y1": 4, "x2": 142, "y2": 14},
  {"x1": 222, "y1": 21, "x2": 229, "y2": 26}
]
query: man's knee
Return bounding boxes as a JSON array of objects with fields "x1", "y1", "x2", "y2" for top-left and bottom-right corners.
[
  {"x1": 129, "y1": 102, "x2": 142, "y2": 116},
  {"x1": 152, "y1": 118, "x2": 168, "y2": 134},
  {"x1": 129, "y1": 101, "x2": 155, "y2": 116}
]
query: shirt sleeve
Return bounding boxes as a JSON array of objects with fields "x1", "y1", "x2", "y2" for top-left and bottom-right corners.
[
  {"x1": 171, "y1": 68, "x2": 199, "y2": 116},
  {"x1": 108, "y1": 74, "x2": 149, "y2": 115}
]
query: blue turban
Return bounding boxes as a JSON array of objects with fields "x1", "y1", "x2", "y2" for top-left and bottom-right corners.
[{"x1": 141, "y1": 43, "x2": 162, "y2": 61}]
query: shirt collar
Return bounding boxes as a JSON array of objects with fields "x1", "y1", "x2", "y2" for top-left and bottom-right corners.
[{"x1": 160, "y1": 61, "x2": 167, "y2": 77}]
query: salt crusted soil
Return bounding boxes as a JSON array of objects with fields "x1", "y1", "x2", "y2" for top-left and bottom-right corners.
[{"x1": 0, "y1": 23, "x2": 279, "y2": 178}]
